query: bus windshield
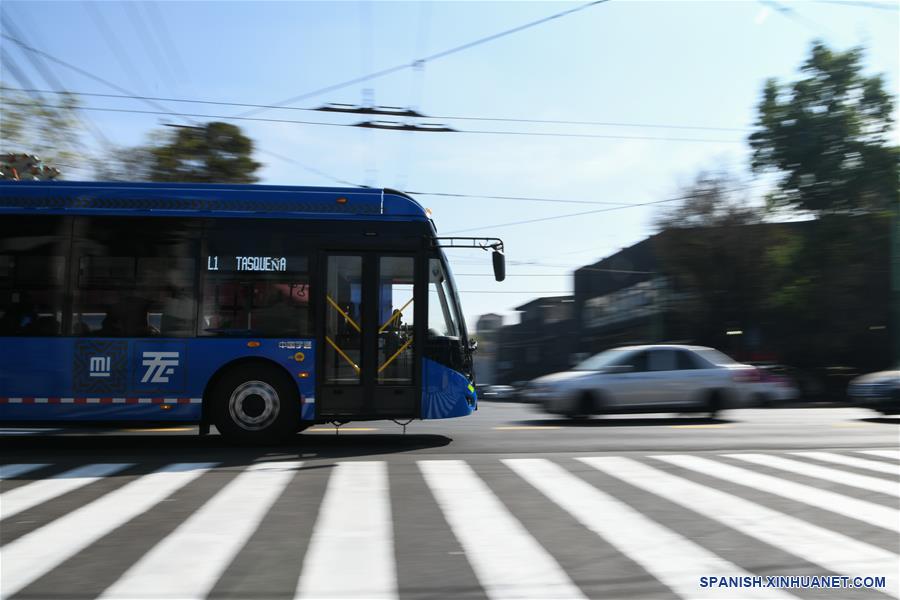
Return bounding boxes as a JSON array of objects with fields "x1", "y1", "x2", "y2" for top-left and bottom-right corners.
[{"x1": 428, "y1": 256, "x2": 464, "y2": 339}]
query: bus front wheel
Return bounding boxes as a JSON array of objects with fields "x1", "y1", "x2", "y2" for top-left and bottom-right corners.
[{"x1": 211, "y1": 364, "x2": 300, "y2": 445}]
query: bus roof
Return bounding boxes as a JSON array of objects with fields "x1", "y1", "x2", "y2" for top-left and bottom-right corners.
[{"x1": 0, "y1": 181, "x2": 430, "y2": 221}]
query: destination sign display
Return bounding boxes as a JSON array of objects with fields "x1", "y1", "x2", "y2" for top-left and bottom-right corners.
[{"x1": 206, "y1": 255, "x2": 307, "y2": 273}]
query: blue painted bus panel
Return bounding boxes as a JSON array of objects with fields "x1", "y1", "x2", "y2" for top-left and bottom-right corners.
[
  {"x1": 0, "y1": 181, "x2": 429, "y2": 221},
  {"x1": 0, "y1": 337, "x2": 316, "y2": 422},
  {"x1": 421, "y1": 358, "x2": 476, "y2": 419}
]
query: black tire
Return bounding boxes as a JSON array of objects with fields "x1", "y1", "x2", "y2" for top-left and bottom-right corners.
[
  {"x1": 211, "y1": 363, "x2": 300, "y2": 445},
  {"x1": 706, "y1": 390, "x2": 724, "y2": 418},
  {"x1": 567, "y1": 392, "x2": 595, "y2": 419}
]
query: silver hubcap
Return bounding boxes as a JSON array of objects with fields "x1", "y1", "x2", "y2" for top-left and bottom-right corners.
[{"x1": 228, "y1": 381, "x2": 280, "y2": 431}]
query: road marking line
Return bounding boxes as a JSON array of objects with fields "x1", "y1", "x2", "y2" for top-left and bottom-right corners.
[
  {"x1": 0, "y1": 462, "x2": 216, "y2": 599},
  {"x1": 493, "y1": 426, "x2": 562, "y2": 431},
  {"x1": 419, "y1": 459, "x2": 585, "y2": 600},
  {"x1": 122, "y1": 427, "x2": 195, "y2": 432},
  {"x1": 505, "y1": 458, "x2": 797, "y2": 600},
  {"x1": 790, "y1": 452, "x2": 900, "y2": 475},
  {"x1": 858, "y1": 450, "x2": 900, "y2": 460},
  {"x1": 0, "y1": 463, "x2": 133, "y2": 520},
  {"x1": 0, "y1": 463, "x2": 50, "y2": 480},
  {"x1": 669, "y1": 424, "x2": 731, "y2": 429},
  {"x1": 654, "y1": 454, "x2": 899, "y2": 533},
  {"x1": 101, "y1": 461, "x2": 299, "y2": 599},
  {"x1": 582, "y1": 457, "x2": 900, "y2": 600},
  {"x1": 307, "y1": 427, "x2": 380, "y2": 432},
  {"x1": 726, "y1": 454, "x2": 900, "y2": 498},
  {"x1": 831, "y1": 422, "x2": 870, "y2": 428},
  {"x1": 296, "y1": 462, "x2": 396, "y2": 600}
]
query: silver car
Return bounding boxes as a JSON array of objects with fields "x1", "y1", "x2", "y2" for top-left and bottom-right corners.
[
  {"x1": 848, "y1": 366, "x2": 900, "y2": 415},
  {"x1": 526, "y1": 344, "x2": 758, "y2": 418}
]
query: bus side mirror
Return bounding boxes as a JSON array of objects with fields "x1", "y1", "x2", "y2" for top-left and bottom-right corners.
[{"x1": 492, "y1": 250, "x2": 506, "y2": 282}]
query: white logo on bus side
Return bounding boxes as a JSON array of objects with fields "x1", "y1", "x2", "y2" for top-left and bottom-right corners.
[
  {"x1": 141, "y1": 351, "x2": 179, "y2": 384},
  {"x1": 89, "y1": 356, "x2": 111, "y2": 377}
]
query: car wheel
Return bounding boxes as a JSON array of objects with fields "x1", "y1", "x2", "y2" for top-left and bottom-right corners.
[
  {"x1": 566, "y1": 392, "x2": 595, "y2": 419},
  {"x1": 706, "y1": 390, "x2": 724, "y2": 418},
  {"x1": 212, "y1": 363, "x2": 300, "y2": 445}
]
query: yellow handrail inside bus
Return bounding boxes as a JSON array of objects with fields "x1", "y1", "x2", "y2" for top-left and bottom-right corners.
[
  {"x1": 378, "y1": 336, "x2": 414, "y2": 373},
  {"x1": 326, "y1": 295, "x2": 361, "y2": 333},
  {"x1": 325, "y1": 336, "x2": 361, "y2": 375},
  {"x1": 378, "y1": 297, "x2": 414, "y2": 333}
]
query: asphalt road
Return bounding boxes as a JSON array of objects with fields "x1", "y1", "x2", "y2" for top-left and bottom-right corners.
[{"x1": 1, "y1": 403, "x2": 898, "y2": 600}]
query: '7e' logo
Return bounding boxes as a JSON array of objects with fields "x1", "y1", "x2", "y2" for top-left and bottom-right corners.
[{"x1": 141, "y1": 351, "x2": 179, "y2": 384}]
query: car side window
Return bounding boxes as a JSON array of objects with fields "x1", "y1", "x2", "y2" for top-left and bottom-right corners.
[
  {"x1": 677, "y1": 350, "x2": 702, "y2": 370},
  {"x1": 648, "y1": 349, "x2": 677, "y2": 372},
  {"x1": 625, "y1": 351, "x2": 649, "y2": 372}
]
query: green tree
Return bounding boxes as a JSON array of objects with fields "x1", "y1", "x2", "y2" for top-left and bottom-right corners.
[
  {"x1": 749, "y1": 41, "x2": 897, "y2": 215},
  {"x1": 749, "y1": 41, "x2": 896, "y2": 371},
  {"x1": 148, "y1": 122, "x2": 261, "y2": 183},
  {"x1": 0, "y1": 87, "x2": 83, "y2": 175},
  {"x1": 653, "y1": 171, "x2": 771, "y2": 355}
]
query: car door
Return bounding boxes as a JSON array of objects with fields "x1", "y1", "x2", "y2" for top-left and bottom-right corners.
[
  {"x1": 645, "y1": 349, "x2": 680, "y2": 406},
  {"x1": 605, "y1": 350, "x2": 651, "y2": 407},
  {"x1": 674, "y1": 349, "x2": 711, "y2": 406}
]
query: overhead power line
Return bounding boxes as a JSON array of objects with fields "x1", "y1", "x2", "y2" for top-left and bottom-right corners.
[
  {"x1": 0, "y1": 38, "x2": 360, "y2": 187},
  {"x1": 0, "y1": 13, "x2": 111, "y2": 151},
  {"x1": 0, "y1": 33, "x2": 195, "y2": 122},
  {"x1": 237, "y1": 0, "x2": 611, "y2": 118},
  {"x1": 444, "y1": 184, "x2": 764, "y2": 234},
  {"x1": 0, "y1": 99, "x2": 743, "y2": 144},
  {"x1": 3, "y1": 88, "x2": 750, "y2": 133},
  {"x1": 406, "y1": 190, "x2": 633, "y2": 206}
]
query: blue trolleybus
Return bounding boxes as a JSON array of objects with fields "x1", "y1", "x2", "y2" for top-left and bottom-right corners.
[{"x1": 0, "y1": 181, "x2": 504, "y2": 443}]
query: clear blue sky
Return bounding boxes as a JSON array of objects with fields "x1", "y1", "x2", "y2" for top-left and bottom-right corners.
[{"x1": 2, "y1": 1, "x2": 897, "y2": 327}]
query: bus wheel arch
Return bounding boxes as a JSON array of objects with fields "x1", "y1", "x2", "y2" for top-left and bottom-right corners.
[{"x1": 203, "y1": 358, "x2": 301, "y2": 444}]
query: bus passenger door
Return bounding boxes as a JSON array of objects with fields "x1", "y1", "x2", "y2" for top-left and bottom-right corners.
[
  {"x1": 373, "y1": 255, "x2": 418, "y2": 416},
  {"x1": 317, "y1": 253, "x2": 419, "y2": 419}
]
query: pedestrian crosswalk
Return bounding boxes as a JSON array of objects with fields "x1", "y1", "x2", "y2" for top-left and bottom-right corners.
[{"x1": 1, "y1": 449, "x2": 898, "y2": 600}]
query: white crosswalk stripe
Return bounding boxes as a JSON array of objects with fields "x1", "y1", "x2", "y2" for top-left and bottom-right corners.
[
  {"x1": 504, "y1": 458, "x2": 797, "y2": 600},
  {"x1": 2, "y1": 449, "x2": 898, "y2": 600},
  {"x1": 582, "y1": 456, "x2": 900, "y2": 599},
  {"x1": 0, "y1": 463, "x2": 49, "y2": 480},
  {"x1": 654, "y1": 454, "x2": 900, "y2": 532},
  {"x1": 420, "y1": 459, "x2": 585, "y2": 600},
  {"x1": 790, "y1": 451, "x2": 900, "y2": 475},
  {"x1": 101, "y1": 461, "x2": 300, "y2": 600},
  {"x1": 0, "y1": 463, "x2": 132, "y2": 520},
  {"x1": 296, "y1": 461, "x2": 397, "y2": 600},
  {"x1": 0, "y1": 462, "x2": 216, "y2": 598},
  {"x1": 727, "y1": 453, "x2": 900, "y2": 497},
  {"x1": 859, "y1": 449, "x2": 900, "y2": 460}
]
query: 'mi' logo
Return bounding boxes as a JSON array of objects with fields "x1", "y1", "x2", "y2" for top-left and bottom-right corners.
[
  {"x1": 89, "y1": 356, "x2": 111, "y2": 378},
  {"x1": 141, "y1": 351, "x2": 179, "y2": 384}
]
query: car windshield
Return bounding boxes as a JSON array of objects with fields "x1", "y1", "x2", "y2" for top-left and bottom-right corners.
[
  {"x1": 572, "y1": 348, "x2": 633, "y2": 371},
  {"x1": 695, "y1": 348, "x2": 739, "y2": 366}
]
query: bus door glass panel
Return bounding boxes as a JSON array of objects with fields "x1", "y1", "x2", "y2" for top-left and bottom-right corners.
[
  {"x1": 324, "y1": 256, "x2": 362, "y2": 385},
  {"x1": 377, "y1": 257, "x2": 414, "y2": 385}
]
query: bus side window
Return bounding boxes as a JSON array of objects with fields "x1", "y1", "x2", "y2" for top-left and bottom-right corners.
[
  {"x1": 71, "y1": 217, "x2": 198, "y2": 338},
  {"x1": 0, "y1": 216, "x2": 68, "y2": 337},
  {"x1": 201, "y1": 224, "x2": 311, "y2": 338}
]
